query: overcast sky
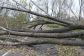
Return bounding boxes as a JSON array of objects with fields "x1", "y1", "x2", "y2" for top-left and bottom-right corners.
[{"x1": 0, "y1": 0, "x2": 82, "y2": 18}]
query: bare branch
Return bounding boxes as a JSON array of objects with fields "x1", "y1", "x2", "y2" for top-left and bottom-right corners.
[
  {"x1": 1, "y1": 7, "x2": 72, "y2": 25},
  {"x1": 6, "y1": 25, "x2": 84, "y2": 33},
  {"x1": 0, "y1": 29, "x2": 84, "y2": 38},
  {"x1": 0, "y1": 38, "x2": 84, "y2": 46},
  {"x1": 31, "y1": 0, "x2": 49, "y2": 15}
]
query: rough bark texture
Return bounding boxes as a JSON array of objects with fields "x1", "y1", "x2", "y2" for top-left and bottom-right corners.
[{"x1": 0, "y1": 7, "x2": 84, "y2": 46}]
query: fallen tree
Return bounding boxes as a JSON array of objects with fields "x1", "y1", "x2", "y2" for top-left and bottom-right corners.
[{"x1": 0, "y1": 7, "x2": 84, "y2": 46}]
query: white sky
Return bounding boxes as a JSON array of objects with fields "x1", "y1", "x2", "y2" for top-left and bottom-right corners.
[
  {"x1": 0, "y1": 0, "x2": 82, "y2": 17},
  {"x1": 72, "y1": 0, "x2": 80, "y2": 16}
]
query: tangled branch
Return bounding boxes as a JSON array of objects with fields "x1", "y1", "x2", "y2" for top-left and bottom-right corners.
[{"x1": 0, "y1": 7, "x2": 84, "y2": 46}]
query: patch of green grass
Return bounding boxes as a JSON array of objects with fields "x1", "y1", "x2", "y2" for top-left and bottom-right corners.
[
  {"x1": 0, "y1": 36, "x2": 6, "y2": 40},
  {"x1": 46, "y1": 24, "x2": 64, "y2": 29}
]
